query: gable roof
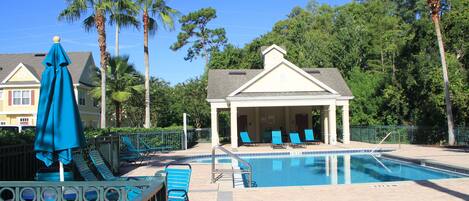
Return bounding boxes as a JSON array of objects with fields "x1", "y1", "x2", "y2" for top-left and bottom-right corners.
[
  {"x1": 0, "y1": 52, "x2": 96, "y2": 86},
  {"x1": 1, "y1": 63, "x2": 40, "y2": 84},
  {"x1": 207, "y1": 68, "x2": 353, "y2": 100},
  {"x1": 228, "y1": 60, "x2": 338, "y2": 97}
]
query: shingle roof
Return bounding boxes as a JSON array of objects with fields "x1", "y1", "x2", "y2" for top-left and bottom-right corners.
[
  {"x1": 207, "y1": 68, "x2": 353, "y2": 99},
  {"x1": 0, "y1": 52, "x2": 95, "y2": 85}
]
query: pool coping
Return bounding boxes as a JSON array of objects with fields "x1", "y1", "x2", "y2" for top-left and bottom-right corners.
[
  {"x1": 381, "y1": 153, "x2": 469, "y2": 176},
  {"x1": 179, "y1": 148, "x2": 396, "y2": 163}
]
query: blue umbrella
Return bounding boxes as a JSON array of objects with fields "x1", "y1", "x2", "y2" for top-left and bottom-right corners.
[{"x1": 34, "y1": 36, "x2": 85, "y2": 178}]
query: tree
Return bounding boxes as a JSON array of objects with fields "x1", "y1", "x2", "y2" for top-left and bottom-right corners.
[
  {"x1": 91, "y1": 56, "x2": 144, "y2": 127},
  {"x1": 172, "y1": 78, "x2": 210, "y2": 128},
  {"x1": 109, "y1": 0, "x2": 140, "y2": 56},
  {"x1": 59, "y1": 0, "x2": 113, "y2": 128},
  {"x1": 137, "y1": 0, "x2": 179, "y2": 128},
  {"x1": 171, "y1": 7, "x2": 228, "y2": 72},
  {"x1": 427, "y1": 0, "x2": 455, "y2": 145}
]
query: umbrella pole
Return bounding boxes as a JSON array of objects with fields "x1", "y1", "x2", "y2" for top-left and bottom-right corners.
[{"x1": 59, "y1": 161, "x2": 65, "y2": 182}]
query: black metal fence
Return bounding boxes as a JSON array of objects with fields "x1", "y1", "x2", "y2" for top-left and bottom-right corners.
[
  {"x1": 350, "y1": 125, "x2": 469, "y2": 145},
  {"x1": 0, "y1": 144, "x2": 43, "y2": 181}
]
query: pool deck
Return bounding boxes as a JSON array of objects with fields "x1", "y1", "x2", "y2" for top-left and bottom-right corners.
[{"x1": 122, "y1": 142, "x2": 469, "y2": 201}]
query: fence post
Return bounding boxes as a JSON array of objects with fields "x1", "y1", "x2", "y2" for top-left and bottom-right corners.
[{"x1": 183, "y1": 113, "x2": 188, "y2": 150}]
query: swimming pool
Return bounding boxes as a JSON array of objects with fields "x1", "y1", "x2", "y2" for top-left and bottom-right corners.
[{"x1": 190, "y1": 153, "x2": 466, "y2": 188}]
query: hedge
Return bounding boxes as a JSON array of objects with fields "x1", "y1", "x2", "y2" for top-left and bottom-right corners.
[{"x1": 0, "y1": 126, "x2": 187, "y2": 146}]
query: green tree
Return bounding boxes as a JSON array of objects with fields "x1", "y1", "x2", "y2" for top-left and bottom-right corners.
[
  {"x1": 172, "y1": 78, "x2": 210, "y2": 128},
  {"x1": 59, "y1": 0, "x2": 114, "y2": 128},
  {"x1": 91, "y1": 56, "x2": 144, "y2": 127},
  {"x1": 136, "y1": 0, "x2": 179, "y2": 128},
  {"x1": 171, "y1": 7, "x2": 228, "y2": 72},
  {"x1": 109, "y1": 0, "x2": 140, "y2": 56}
]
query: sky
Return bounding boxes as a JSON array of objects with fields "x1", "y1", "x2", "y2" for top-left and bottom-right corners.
[{"x1": 0, "y1": 0, "x2": 348, "y2": 85}]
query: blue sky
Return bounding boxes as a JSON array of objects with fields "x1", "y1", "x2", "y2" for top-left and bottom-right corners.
[{"x1": 0, "y1": 0, "x2": 348, "y2": 85}]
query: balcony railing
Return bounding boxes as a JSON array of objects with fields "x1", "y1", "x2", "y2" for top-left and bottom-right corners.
[{"x1": 0, "y1": 180, "x2": 166, "y2": 201}]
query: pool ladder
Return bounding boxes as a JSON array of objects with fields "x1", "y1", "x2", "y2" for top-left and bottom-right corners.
[{"x1": 211, "y1": 145, "x2": 253, "y2": 187}]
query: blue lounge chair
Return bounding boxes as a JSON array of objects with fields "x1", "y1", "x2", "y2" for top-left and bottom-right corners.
[
  {"x1": 305, "y1": 129, "x2": 320, "y2": 144},
  {"x1": 166, "y1": 163, "x2": 192, "y2": 201},
  {"x1": 121, "y1": 136, "x2": 151, "y2": 163},
  {"x1": 271, "y1": 130, "x2": 285, "y2": 148},
  {"x1": 240, "y1": 131, "x2": 256, "y2": 146},
  {"x1": 289, "y1": 132, "x2": 306, "y2": 148},
  {"x1": 139, "y1": 135, "x2": 172, "y2": 152},
  {"x1": 73, "y1": 152, "x2": 142, "y2": 201},
  {"x1": 89, "y1": 150, "x2": 159, "y2": 182}
]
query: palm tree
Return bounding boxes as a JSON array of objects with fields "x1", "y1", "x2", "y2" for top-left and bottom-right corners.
[
  {"x1": 109, "y1": 0, "x2": 140, "y2": 56},
  {"x1": 136, "y1": 0, "x2": 179, "y2": 128},
  {"x1": 427, "y1": 0, "x2": 455, "y2": 145},
  {"x1": 91, "y1": 56, "x2": 144, "y2": 127},
  {"x1": 59, "y1": 0, "x2": 114, "y2": 128}
]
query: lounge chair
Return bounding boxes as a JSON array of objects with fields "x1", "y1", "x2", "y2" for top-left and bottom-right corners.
[
  {"x1": 271, "y1": 130, "x2": 285, "y2": 149},
  {"x1": 121, "y1": 135, "x2": 151, "y2": 163},
  {"x1": 304, "y1": 129, "x2": 320, "y2": 144},
  {"x1": 89, "y1": 150, "x2": 159, "y2": 182},
  {"x1": 73, "y1": 152, "x2": 142, "y2": 201},
  {"x1": 289, "y1": 132, "x2": 306, "y2": 148},
  {"x1": 165, "y1": 163, "x2": 192, "y2": 201},
  {"x1": 138, "y1": 135, "x2": 172, "y2": 152},
  {"x1": 240, "y1": 131, "x2": 256, "y2": 146}
]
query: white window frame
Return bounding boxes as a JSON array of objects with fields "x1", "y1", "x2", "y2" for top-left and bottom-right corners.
[
  {"x1": 78, "y1": 89, "x2": 86, "y2": 106},
  {"x1": 12, "y1": 90, "x2": 31, "y2": 106},
  {"x1": 17, "y1": 117, "x2": 30, "y2": 125},
  {"x1": 0, "y1": 121, "x2": 7, "y2": 125},
  {"x1": 0, "y1": 90, "x2": 3, "y2": 100}
]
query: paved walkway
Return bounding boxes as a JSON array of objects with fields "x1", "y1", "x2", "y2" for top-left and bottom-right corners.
[{"x1": 122, "y1": 142, "x2": 469, "y2": 201}]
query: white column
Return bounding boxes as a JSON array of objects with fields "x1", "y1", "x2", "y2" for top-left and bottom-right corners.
[
  {"x1": 323, "y1": 106, "x2": 329, "y2": 144},
  {"x1": 342, "y1": 104, "x2": 350, "y2": 144},
  {"x1": 344, "y1": 154, "x2": 351, "y2": 184},
  {"x1": 230, "y1": 106, "x2": 238, "y2": 149},
  {"x1": 255, "y1": 107, "x2": 260, "y2": 142},
  {"x1": 329, "y1": 104, "x2": 337, "y2": 145},
  {"x1": 210, "y1": 106, "x2": 219, "y2": 147}
]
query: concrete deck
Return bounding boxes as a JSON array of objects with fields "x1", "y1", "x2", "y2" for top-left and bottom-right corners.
[{"x1": 122, "y1": 142, "x2": 469, "y2": 201}]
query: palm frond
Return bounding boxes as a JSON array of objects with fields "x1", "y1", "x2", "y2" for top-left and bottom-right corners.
[
  {"x1": 58, "y1": 0, "x2": 88, "y2": 22},
  {"x1": 82, "y1": 15, "x2": 96, "y2": 32}
]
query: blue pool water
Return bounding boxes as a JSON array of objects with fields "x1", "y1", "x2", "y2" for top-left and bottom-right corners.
[{"x1": 191, "y1": 154, "x2": 465, "y2": 187}]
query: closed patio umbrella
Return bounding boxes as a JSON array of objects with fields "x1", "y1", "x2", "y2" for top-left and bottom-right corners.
[{"x1": 34, "y1": 36, "x2": 85, "y2": 181}]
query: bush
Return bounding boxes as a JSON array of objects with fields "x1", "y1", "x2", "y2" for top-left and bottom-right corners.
[
  {"x1": 0, "y1": 126, "x2": 188, "y2": 146},
  {"x1": 0, "y1": 129, "x2": 35, "y2": 146},
  {"x1": 84, "y1": 125, "x2": 187, "y2": 137}
]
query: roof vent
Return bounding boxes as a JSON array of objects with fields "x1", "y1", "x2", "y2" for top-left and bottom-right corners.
[
  {"x1": 306, "y1": 70, "x2": 320, "y2": 74},
  {"x1": 228, "y1": 71, "x2": 246, "y2": 75},
  {"x1": 34, "y1": 53, "x2": 46, "y2": 57}
]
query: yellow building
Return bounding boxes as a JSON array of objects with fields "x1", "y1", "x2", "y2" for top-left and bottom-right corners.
[{"x1": 0, "y1": 52, "x2": 100, "y2": 127}]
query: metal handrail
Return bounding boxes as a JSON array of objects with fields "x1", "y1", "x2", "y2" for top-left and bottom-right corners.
[
  {"x1": 211, "y1": 144, "x2": 252, "y2": 187},
  {"x1": 370, "y1": 131, "x2": 395, "y2": 155}
]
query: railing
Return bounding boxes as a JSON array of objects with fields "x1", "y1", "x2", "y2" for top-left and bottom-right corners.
[
  {"x1": 351, "y1": 125, "x2": 469, "y2": 145},
  {"x1": 119, "y1": 131, "x2": 186, "y2": 151},
  {"x1": 370, "y1": 131, "x2": 398, "y2": 155},
  {"x1": 211, "y1": 145, "x2": 252, "y2": 187},
  {"x1": 0, "y1": 144, "x2": 43, "y2": 181},
  {"x1": 0, "y1": 180, "x2": 166, "y2": 201}
]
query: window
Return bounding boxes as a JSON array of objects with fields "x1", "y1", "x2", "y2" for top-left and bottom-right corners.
[
  {"x1": 0, "y1": 121, "x2": 6, "y2": 125},
  {"x1": 12, "y1": 90, "x2": 31, "y2": 105},
  {"x1": 0, "y1": 91, "x2": 3, "y2": 100},
  {"x1": 78, "y1": 89, "x2": 86, "y2": 106},
  {"x1": 19, "y1": 117, "x2": 29, "y2": 125}
]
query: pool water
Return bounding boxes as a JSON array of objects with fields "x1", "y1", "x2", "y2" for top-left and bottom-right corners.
[{"x1": 191, "y1": 154, "x2": 465, "y2": 187}]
